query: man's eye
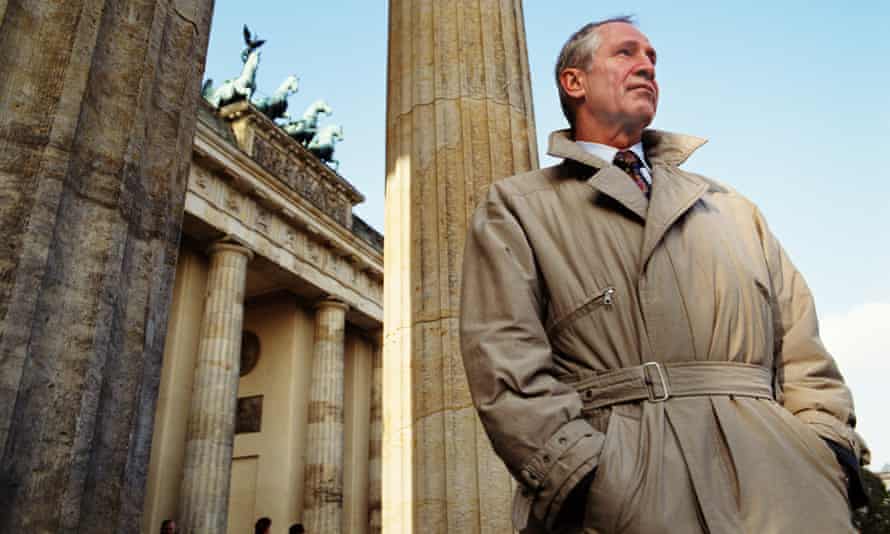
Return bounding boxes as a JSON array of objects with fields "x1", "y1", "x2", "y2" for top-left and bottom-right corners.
[{"x1": 618, "y1": 49, "x2": 631, "y2": 56}]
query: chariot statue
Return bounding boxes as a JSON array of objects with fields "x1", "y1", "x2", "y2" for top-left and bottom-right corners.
[
  {"x1": 282, "y1": 100, "x2": 333, "y2": 145},
  {"x1": 202, "y1": 25, "x2": 266, "y2": 108},
  {"x1": 253, "y1": 74, "x2": 299, "y2": 121},
  {"x1": 307, "y1": 124, "x2": 344, "y2": 170}
]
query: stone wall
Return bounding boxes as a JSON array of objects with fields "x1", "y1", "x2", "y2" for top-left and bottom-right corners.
[{"x1": 0, "y1": 1, "x2": 214, "y2": 531}]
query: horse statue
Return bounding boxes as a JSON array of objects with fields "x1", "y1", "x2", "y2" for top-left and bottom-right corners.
[
  {"x1": 202, "y1": 25, "x2": 266, "y2": 108},
  {"x1": 282, "y1": 100, "x2": 333, "y2": 145},
  {"x1": 307, "y1": 124, "x2": 344, "y2": 170},
  {"x1": 252, "y1": 74, "x2": 299, "y2": 121}
]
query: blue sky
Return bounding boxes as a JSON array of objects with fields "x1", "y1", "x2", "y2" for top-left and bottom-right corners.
[{"x1": 205, "y1": 2, "x2": 890, "y2": 469}]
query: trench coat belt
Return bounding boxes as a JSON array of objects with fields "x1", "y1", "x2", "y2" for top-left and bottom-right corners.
[{"x1": 568, "y1": 361, "x2": 774, "y2": 410}]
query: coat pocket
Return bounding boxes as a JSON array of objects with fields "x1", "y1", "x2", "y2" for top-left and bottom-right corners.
[
  {"x1": 582, "y1": 408, "x2": 637, "y2": 532},
  {"x1": 769, "y1": 403, "x2": 848, "y2": 498},
  {"x1": 547, "y1": 286, "x2": 616, "y2": 340}
]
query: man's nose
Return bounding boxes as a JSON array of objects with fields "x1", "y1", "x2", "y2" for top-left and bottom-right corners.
[{"x1": 635, "y1": 59, "x2": 655, "y2": 81}]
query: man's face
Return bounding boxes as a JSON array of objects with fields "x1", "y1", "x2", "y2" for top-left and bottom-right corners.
[
  {"x1": 569, "y1": 23, "x2": 659, "y2": 133},
  {"x1": 162, "y1": 521, "x2": 177, "y2": 534}
]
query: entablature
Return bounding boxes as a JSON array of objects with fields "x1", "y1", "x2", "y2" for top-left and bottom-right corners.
[{"x1": 185, "y1": 109, "x2": 383, "y2": 324}]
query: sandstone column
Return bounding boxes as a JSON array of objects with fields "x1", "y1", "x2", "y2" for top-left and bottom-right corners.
[
  {"x1": 383, "y1": 1, "x2": 539, "y2": 532},
  {"x1": 0, "y1": 1, "x2": 213, "y2": 532},
  {"x1": 368, "y1": 333, "x2": 383, "y2": 534},
  {"x1": 179, "y1": 241, "x2": 253, "y2": 533},
  {"x1": 303, "y1": 297, "x2": 349, "y2": 533}
]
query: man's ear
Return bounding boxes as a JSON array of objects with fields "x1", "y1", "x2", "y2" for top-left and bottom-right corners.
[{"x1": 559, "y1": 67, "x2": 586, "y2": 99}]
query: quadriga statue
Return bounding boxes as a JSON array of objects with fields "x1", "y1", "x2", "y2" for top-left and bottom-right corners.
[
  {"x1": 202, "y1": 25, "x2": 266, "y2": 108},
  {"x1": 307, "y1": 124, "x2": 344, "y2": 170},
  {"x1": 253, "y1": 75, "x2": 299, "y2": 121},
  {"x1": 282, "y1": 100, "x2": 333, "y2": 146}
]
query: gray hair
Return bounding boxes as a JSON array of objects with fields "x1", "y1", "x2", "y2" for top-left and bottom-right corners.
[{"x1": 555, "y1": 16, "x2": 636, "y2": 129}]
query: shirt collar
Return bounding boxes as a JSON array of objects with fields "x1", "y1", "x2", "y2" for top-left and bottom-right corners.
[{"x1": 575, "y1": 140, "x2": 651, "y2": 171}]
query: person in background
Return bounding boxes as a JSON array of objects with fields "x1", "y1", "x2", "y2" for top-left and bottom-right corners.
[
  {"x1": 254, "y1": 516, "x2": 271, "y2": 534},
  {"x1": 160, "y1": 519, "x2": 177, "y2": 534},
  {"x1": 289, "y1": 523, "x2": 306, "y2": 534}
]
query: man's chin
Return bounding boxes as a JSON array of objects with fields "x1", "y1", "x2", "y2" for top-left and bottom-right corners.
[
  {"x1": 633, "y1": 108, "x2": 656, "y2": 130},
  {"x1": 620, "y1": 113, "x2": 654, "y2": 135}
]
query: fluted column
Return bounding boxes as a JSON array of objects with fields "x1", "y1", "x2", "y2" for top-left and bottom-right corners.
[
  {"x1": 303, "y1": 297, "x2": 349, "y2": 533},
  {"x1": 179, "y1": 242, "x2": 253, "y2": 533},
  {"x1": 0, "y1": 1, "x2": 213, "y2": 531},
  {"x1": 384, "y1": 1, "x2": 539, "y2": 533},
  {"x1": 368, "y1": 332, "x2": 383, "y2": 534}
]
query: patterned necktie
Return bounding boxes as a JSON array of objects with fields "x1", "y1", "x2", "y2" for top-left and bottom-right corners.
[{"x1": 613, "y1": 150, "x2": 650, "y2": 196}]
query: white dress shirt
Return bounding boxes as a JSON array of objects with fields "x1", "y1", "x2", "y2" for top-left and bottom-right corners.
[{"x1": 575, "y1": 140, "x2": 652, "y2": 185}]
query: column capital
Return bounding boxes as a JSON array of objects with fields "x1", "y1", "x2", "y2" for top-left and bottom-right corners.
[
  {"x1": 315, "y1": 296, "x2": 348, "y2": 312},
  {"x1": 208, "y1": 239, "x2": 254, "y2": 261}
]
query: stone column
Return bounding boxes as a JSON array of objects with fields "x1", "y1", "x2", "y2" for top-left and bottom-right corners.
[
  {"x1": 303, "y1": 297, "x2": 349, "y2": 533},
  {"x1": 368, "y1": 332, "x2": 383, "y2": 534},
  {"x1": 384, "y1": 1, "x2": 539, "y2": 533},
  {"x1": 179, "y1": 242, "x2": 253, "y2": 533},
  {"x1": 0, "y1": 1, "x2": 213, "y2": 532}
]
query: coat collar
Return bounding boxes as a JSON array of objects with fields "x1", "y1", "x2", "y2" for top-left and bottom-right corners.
[
  {"x1": 547, "y1": 128, "x2": 711, "y2": 270},
  {"x1": 640, "y1": 166, "x2": 709, "y2": 270},
  {"x1": 546, "y1": 128, "x2": 708, "y2": 169}
]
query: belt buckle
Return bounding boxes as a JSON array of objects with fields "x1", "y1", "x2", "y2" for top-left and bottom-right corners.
[{"x1": 642, "y1": 362, "x2": 670, "y2": 402}]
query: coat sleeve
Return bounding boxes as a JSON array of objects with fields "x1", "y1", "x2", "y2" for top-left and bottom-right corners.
[
  {"x1": 460, "y1": 183, "x2": 604, "y2": 530},
  {"x1": 755, "y1": 208, "x2": 869, "y2": 465}
]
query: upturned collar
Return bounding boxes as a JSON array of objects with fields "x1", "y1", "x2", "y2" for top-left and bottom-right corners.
[{"x1": 546, "y1": 128, "x2": 708, "y2": 169}]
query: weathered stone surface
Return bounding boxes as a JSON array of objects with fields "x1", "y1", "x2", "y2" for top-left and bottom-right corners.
[
  {"x1": 220, "y1": 101, "x2": 362, "y2": 229},
  {"x1": 353, "y1": 215, "x2": 384, "y2": 253},
  {"x1": 383, "y1": 1, "x2": 538, "y2": 532},
  {"x1": 304, "y1": 297, "x2": 348, "y2": 533},
  {"x1": 0, "y1": 0, "x2": 213, "y2": 531}
]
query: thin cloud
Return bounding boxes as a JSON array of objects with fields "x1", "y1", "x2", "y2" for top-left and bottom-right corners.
[{"x1": 821, "y1": 302, "x2": 890, "y2": 470}]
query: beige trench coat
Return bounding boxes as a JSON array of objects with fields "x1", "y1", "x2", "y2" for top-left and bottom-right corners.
[{"x1": 460, "y1": 129, "x2": 867, "y2": 533}]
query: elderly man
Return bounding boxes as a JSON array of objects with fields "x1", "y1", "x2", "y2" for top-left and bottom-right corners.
[{"x1": 460, "y1": 17, "x2": 867, "y2": 533}]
